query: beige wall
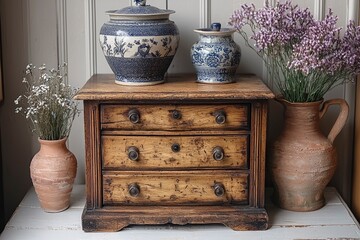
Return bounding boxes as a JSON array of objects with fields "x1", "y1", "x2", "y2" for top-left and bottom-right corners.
[{"x1": 0, "y1": 0, "x2": 358, "y2": 224}]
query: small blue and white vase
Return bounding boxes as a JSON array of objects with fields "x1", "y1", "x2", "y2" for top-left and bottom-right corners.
[
  {"x1": 100, "y1": 0, "x2": 180, "y2": 85},
  {"x1": 191, "y1": 23, "x2": 241, "y2": 84}
]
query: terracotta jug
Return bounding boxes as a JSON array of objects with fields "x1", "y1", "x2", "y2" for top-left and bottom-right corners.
[
  {"x1": 269, "y1": 98, "x2": 349, "y2": 211},
  {"x1": 30, "y1": 138, "x2": 77, "y2": 212}
]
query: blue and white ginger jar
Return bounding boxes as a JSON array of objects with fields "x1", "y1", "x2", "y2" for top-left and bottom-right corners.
[
  {"x1": 100, "y1": 0, "x2": 179, "y2": 85},
  {"x1": 191, "y1": 23, "x2": 241, "y2": 84}
]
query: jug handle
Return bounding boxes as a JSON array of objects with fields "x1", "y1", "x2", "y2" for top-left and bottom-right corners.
[{"x1": 319, "y1": 98, "x2": 349, "y2": 144}]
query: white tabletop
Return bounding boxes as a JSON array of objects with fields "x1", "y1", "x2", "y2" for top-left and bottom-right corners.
[{"x1": 1, "y1": 185, "x2": 359, "y2": 240}]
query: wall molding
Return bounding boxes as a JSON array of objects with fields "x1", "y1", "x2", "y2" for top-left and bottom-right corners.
[
  {"x1": 345, "y1": 0, "x2": 359, "y2": 98},
  {"x1": 335, "y1": 0, "x2": 358, "y2": 204},
  {"x1": 347, "y1": 0, "x2": 359, "y2": 22},
  {"x1": 344, "y1": 0, "x2": 358, "y2": 137},
  {"x1": 266, "y1": 0, "x2": 276, "y2": 7},
  {"x1": 56, "y1": 0, "x2": 68, "y2": 69},
  {"x1": 84, "y1": 0, "x2": 97, "y2": 79},
  {"x1": 261, "y1": 0, "x2": 276, "y2": 87},
  {"x1": 199, "y1": 0, "x2": 210, "y2": 28},
  {"x1": 314, "y1": 0, "x2": 325, "y2": 20}
]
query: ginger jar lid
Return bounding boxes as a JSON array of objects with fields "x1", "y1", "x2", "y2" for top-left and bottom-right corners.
[
  {"x1": 194, "y1": 23, "x2": 236, "y2": 36},
  {"x1": 107, "y1": 0, "x2": 175, "y2": 21}
]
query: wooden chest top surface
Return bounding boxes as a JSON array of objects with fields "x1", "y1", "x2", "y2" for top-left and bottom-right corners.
[{"x1": 74, "y1": 74, "x2": 274, "y2": 101}]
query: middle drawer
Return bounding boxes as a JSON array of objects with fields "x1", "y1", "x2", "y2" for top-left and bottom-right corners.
[{"x1": 102, "y1": 135, "x2": 249, "y2": 170}]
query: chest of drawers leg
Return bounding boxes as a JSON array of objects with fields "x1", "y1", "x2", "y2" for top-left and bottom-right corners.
[{"x1": 76, "y1": 75, "x2": 274, "y2": 232}]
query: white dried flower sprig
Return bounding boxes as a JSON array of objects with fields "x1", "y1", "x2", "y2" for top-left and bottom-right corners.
[{"x1": 15, "y1": 63, "x2": 80, "y2": 140}]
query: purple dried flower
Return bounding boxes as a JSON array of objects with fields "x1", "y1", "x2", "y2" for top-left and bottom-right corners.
[
  {"x1": 229, "y1": 4, "x2": 256, "y2": 30},
  {"x1": 341, "y1": 21, "x2": 360, "y2": 73},
  {"x1": 230, "y1": 1, "x2": 314, "y2": 52},
  {"x1": 290, "y1": 10, "x2": 342, "y2": 75},
  {"x1": 230, "y1": 1, "x2": 360, "y2": 102}
]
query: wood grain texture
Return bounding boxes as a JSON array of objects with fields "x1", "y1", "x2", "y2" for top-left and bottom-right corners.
[
  {"x1": 75, "y1": 74, "x2": 273, "y2": 231},
  {"x1": 102, "y1": 130, "x2": 250, "y2": 136},
  {"x1": 101, "y1": 104, "x2": 250, "y2": 130},
  {"x1": 250, "y1": 101, "x2": 268, "y2": 208},
  {"x1": 74, "y1": 74, "x2": 275, "y2": 101},
  {"x1": 83, "y1": 101, "x2": 102, "y2": 209},
  {"x1": 102, "y1": 135, "x2": 249, "y2": 169},
  {"x1": 82, "y1": 206, "x2": 268, "y2": 232},
  {"x1": 102, "y1": 170, "x2": 249, "y2": 205}
]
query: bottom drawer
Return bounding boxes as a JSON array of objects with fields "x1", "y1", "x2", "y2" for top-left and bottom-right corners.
[{"x1": 103, "y1": 171, "x2": 249, "y2": 205}]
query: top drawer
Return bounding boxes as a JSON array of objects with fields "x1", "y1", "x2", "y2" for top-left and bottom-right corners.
[{"x1": 101, "y1": 104, "x2": 250, "y2": 131}]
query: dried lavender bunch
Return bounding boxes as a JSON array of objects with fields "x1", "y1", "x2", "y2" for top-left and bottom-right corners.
[
  {"x1": 15, "y1": 63, "x2": 80, "y2": 140},
  {"x1": 229, "y1": 1, "x2": 360, "y2": 102}
]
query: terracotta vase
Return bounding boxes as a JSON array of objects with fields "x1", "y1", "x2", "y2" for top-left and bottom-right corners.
[
  {"x1": 30, "y1": 138, "x2": 77, "y2": 212},
  {"x1": 269, "y1": 98, "x2": 349, "y2": 211}
]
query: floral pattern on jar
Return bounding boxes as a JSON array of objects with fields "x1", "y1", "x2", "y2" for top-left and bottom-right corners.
[
  {"x1": 100, "y1": 35, "x2": 179, "y2": 59},
  {"x1": 191, "y1": 25, "x2": 241, "y2": 84},
  {"x1": 191, "y1": 36, "x2": 240, "y2": 68},
  {"x1": 99, "y1": 0, "x2": 179, "y2": 85}
]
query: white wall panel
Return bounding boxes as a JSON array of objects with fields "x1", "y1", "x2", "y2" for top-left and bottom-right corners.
[
  {"x1": 324, "y1": 0, "x2": 355, "y2": 203},
  {"x1": 95, "y1": 0, "x2": 130, "y2": 73},
  {"x1": 146, "y1": 0, "x2": 167, "y2": 9},
  {"x1": 28, "y1": 0, "x2": 58, "y2": 67},
  {"x1": 211, "y1": 0, "x2": 264, "y2": 80},
  {"x1": 66, "y1": 0, "x2": 87, "y2": 184},
  {"x1": 295, "y1": 0, "x2": 316, "y2": 13},
  {"x1": 325, "y1": 0, "x2": 347, "y2": 24},
  {"x1": 167, "y1": 0, "x2": 201, "y2": 73}
]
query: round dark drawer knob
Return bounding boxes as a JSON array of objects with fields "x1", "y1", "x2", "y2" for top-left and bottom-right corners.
[
  {"x1": 214, "y1": 183, "x2": 225, "y2": 197},
  {"x1": 212, "y1": 146, "x2": 224, "y2": 161},
  {"x1": 215, "y1": 111, "x2": 226, "y2": 124},
  {"x1": 128, "y1": 183, "x2": 140, "y2": 197},
  {"x1": 171, "y1": 143, "x2": 181, "y2": 152},
  {"x1": 128, "y1": 109, "x2": 140, "y2": 124},
  {"x1": 172, "y1": 110, "x2": 182, "y2": 120},
  {"x1": 128, "y1": 146, "x2": 139, "y2": 161}
]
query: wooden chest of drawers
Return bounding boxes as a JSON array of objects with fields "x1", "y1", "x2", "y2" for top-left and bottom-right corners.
[{"x1": 75, "y1": 74, "x2": 274, "y2": 232}]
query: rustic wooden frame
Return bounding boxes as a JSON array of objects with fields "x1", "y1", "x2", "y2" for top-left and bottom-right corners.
[{"x1": 76, "y1": 74, "x2": 274, "y2": 232}]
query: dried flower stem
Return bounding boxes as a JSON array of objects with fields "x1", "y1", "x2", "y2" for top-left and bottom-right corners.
[{"x1": 15, "y1": 63, "x2": 80, "y2": 140}]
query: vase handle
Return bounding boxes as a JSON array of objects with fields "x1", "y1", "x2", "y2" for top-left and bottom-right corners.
[{"x1": 319, "y1": 98, "x2": 349, "y2": 144}]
